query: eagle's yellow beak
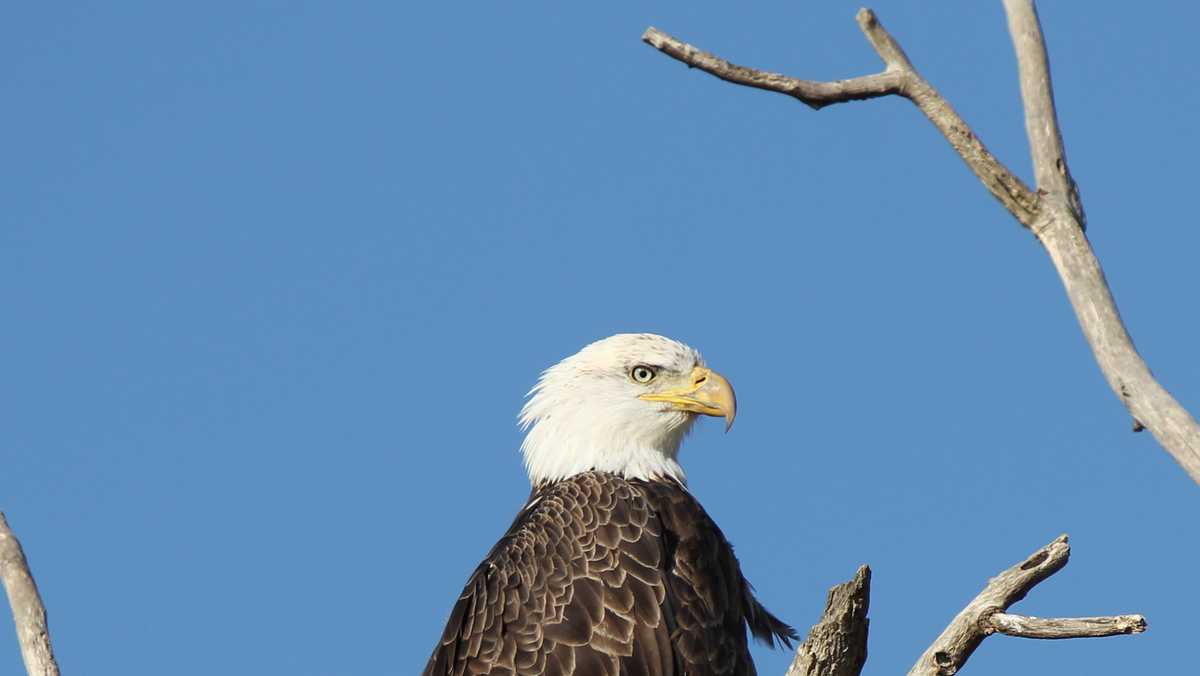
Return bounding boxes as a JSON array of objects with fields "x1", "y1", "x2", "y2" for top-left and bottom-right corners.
[{"x1": 638, "y1": 366, "x2": 737, "y2": 432}]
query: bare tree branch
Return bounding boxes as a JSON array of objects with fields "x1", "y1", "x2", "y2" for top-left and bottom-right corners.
[
  {"x1": 786, "y1": 565, "x2": 870, "y2": 676},
  {"x1": 0, "y1": 513, "x2": 60, "y2": 676},
  {"x1": 1002, "y1": 0, "x2": 1083, "y2": 222},
  {"x1": 642, "y1": 4, "x2": 1200, "y2": 486},
  {"x1": 642, "y1": 12, "x2": 1040, "y2": 228},
  {"x1": 908, "y1": 535, "x2": 1144, "y2": 676},
  {"x1": 777, "y1": 538, "x2": 1143, "y2": 676},
  {"x1": 989, "y1": 612, "x2": 1147, "y2": 639},
  {"x1": 641, "y1": 26, "x2": 905, "y2": 110},
  {"x1": 999, "y1": 0, "x2": 1200, "y2": 480}
]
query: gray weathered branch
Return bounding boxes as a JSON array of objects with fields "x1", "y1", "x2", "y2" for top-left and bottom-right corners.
[
  {"x1": 0, "y1": 513, "x2": 60, "y2": 676},
  {"x1": 641, "y1": 25, "x2": 906, "y2": 111},
  {"x1": 1003, "y1": 0, "x2": 1083, "y2": 222},
  {"x1": 908, "y1": 535, "x2": 1144, "y2": 675},
  {"x1": 642, "y1": 3, "x2": 1200, "y2": 486},
  {"x1": 777, "y1": 537, "x2": 1143, "y2": 676},
  {"x1": 642, "y1": 13, "x2": 1039, "y2": 230},
  {"x1": 999, "y1": 0, "x2": 1200, "y2": 482},
  {"x1": 989, "y1": 612, "x2": 1147, "y2": 639},
  {"x1": 786, "y1": 565, "x2": 870, "y2": 676}
]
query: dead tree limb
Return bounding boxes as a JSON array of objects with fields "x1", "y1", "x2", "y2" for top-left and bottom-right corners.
[
  {"x1": 641, "y1": 17, "x2": 1038, "y2": 225},
  {"x1": 988, "y1": 612, "x2": 1147, "y2": 640},
  {"x1": 786, "y1": 565, "x2": 870, "y2": 676},
  {"x1": 783, "y1": 537, "x2": 1142, "y2": 676},
  {"x1": 908, "y1": 535, "x2": 1145, "y2": 676},
  {"x1": 0, "y1": 513, "x2": 60, "y2": 676},
  {"x1": 642, "y1": 2, "x2": 1200, "y2": 486}
]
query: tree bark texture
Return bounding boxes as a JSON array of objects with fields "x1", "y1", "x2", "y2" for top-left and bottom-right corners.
[
  {"x1": 787, "y1": 536, "x2": 1143, "y2": 676},
  {"x1": 907, "y1": 535, "x2": 1144, "y2": 676},
  {"x1": 0, "y1": 513, "x2": 60, "y2": 676},
  {"x1": 786, "y1": 565, "x2": 870, "y2": 676}
]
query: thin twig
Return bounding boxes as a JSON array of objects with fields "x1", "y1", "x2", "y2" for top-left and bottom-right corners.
[
  {"x1": 908, "y1": 536, "x2": 1143, "y2": 675},
  {"x1": 0, "y1": 513, "x2": 60, "y2": 676},
  {"x1": 642, "y1": 26, "x2": 905, "y2": 110},
  {"x1": 642, "y1": 5, "x2": 1200, "y2": 486},
  {"x1": 786, "y1": 565, "x2": 870, "y2": 676},
  {"x1": 989, "y1": 612, "x2": 1146, "y2": 639}
]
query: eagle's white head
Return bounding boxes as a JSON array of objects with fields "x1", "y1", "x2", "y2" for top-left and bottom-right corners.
[{"x1": 519, "y1": 333, "x2": 737, "y2": 485}]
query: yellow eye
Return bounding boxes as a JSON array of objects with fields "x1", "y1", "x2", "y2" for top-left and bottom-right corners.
[{"x1": 631, "y1": 365, "x2": 657, "y2": 383}]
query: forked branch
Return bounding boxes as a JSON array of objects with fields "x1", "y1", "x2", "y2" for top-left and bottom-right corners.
[
  {"x1": 642, "y1": 12, "x2": 1039, "y2": 227},
  {"x1": 788, "y1": 537, "x2": 1143, "y2": 676},
  {"x1": 908, "y1": 535, "x2": 1144, "y2": 675},
  {"x1": 642, "y1": 2, "x2": 1200, "y2": 486}
]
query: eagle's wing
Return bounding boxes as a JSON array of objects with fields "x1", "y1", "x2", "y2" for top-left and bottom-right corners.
[
  {"x1": 640, "y1": 479, "x2": 797, "y2": 676},
  {"x1": 423, "y1": 473, "x2": 679, "y2": 676}
]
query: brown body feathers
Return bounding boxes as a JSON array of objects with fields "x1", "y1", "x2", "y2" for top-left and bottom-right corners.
[{"x1": 424, "y1": 472, "x2": 795, "y2": 676}]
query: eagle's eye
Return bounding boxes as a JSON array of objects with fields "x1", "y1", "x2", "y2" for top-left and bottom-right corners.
[{"x1": 631, "y1": 365, "x2": 657, "y2": 384}]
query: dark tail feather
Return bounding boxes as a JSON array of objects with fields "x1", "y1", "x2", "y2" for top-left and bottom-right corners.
[{"x1": 745, "y1": 592, "x2": 799, "y2": 649}]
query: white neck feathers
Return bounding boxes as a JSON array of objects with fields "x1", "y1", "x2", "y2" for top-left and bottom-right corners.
[{"x1": 520, "y1": 412, "x2": 692, "y2": 484}]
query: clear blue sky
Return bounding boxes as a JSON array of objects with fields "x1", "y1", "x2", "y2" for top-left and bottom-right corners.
[{"x1": 4, "y1": 2, "x2": 1198, "y2": 674}]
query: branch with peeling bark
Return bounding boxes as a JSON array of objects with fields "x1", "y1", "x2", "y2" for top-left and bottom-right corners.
[
  {"x1": 988, "y1": 612, "x2": 1146, "y2": 640},
  {"x1": 0, "y1": 513, "x2": 60, "y2": 676},
  {"x1": 788, "y1": 537, "x2": 1144, "y2": 676},
  {"x1": 787, "y1": 566, "x2": 870, "y2": 676},
  {"x1": 643, "y1": 1, "x2": 1200, "y2": 486},
  {"x1": 908, "y1": 535, "x2": 1144, "y2": 675}
]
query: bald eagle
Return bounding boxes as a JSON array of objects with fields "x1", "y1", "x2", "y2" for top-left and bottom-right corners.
[{"x1": 424, "y1": 334, "x2": 796, "y2": 675}]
